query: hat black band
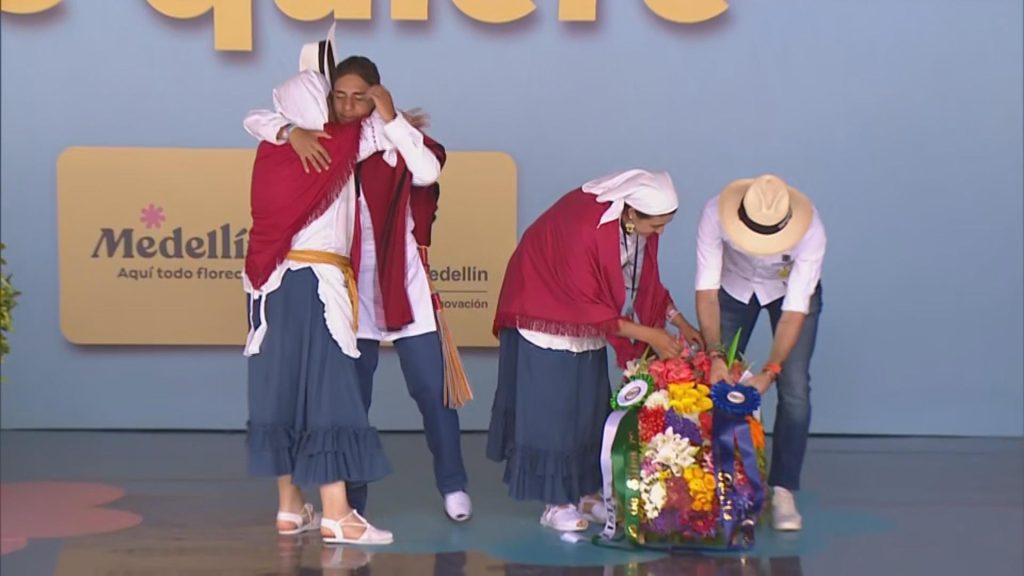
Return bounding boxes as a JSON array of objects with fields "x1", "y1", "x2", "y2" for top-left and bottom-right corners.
[
  {"x1": 318, "y1": 40, "x2": 336, "y2": 82},
  {"x1": 738, "y1": 203, "x2": 792, "y2": 235}
]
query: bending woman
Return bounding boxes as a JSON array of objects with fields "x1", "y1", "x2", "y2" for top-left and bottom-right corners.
[{"x1": 487, "y1": 169, "x2": 701, "y2": 532}]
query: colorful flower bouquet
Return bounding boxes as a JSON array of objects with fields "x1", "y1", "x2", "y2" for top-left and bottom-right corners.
[{"x1": 597, "y1": 332, "x2": 768, "y2": 551}]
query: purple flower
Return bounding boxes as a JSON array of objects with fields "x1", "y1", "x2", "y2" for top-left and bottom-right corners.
[
  {"x1": 645, "y1": 508, "x2": 681, "y2": 534},
  {"x1": 642, "y1": 459, "x2": 658, "y2": 477},
  {"x1": 666, "y1": 411, "x2": 703, "y2": 446}
]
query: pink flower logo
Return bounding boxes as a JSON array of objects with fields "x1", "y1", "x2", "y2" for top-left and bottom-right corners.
[
  {"x1": 0, "y1": 481, "x2": 142, "y2": 555},
  {"x1": 140, "y1": 204, "x2": 165, "y2": 229}
]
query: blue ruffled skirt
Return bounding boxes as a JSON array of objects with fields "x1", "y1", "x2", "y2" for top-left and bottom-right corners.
[
  {"x1": 486, "y1": 329, "x2": 611, "y2": 505},
  {"x1": 246, "y1": 268, "x2": 391, "y2": 487}
]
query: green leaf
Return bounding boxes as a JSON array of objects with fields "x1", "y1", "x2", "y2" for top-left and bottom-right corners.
[{"x1": 726, "y1": 327, "x2": 742, "y2": 368}]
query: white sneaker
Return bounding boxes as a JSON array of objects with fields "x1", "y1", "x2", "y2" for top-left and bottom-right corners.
[
  {"x1": 771, "y1": 486, "x2": 803, "y2": 531},
  {"x1": 444, "y1": 491, "x2": 472, "y2": 522}
]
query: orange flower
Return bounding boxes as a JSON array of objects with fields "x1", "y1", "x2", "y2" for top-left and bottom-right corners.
[{"x1": 748, "y1": 417, "x2": 765, "y2": 450}]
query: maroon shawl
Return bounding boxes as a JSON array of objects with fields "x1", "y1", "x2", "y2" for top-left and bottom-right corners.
[
  {"x1": 351, "y1": 134, "x2": 446, "y2": 331},
  {"x1": 245, "y1": 122, "x2": 362, "y2": 290},
  {"x1": 493, "y1": 188, "x2": 674, "y2": 367}
]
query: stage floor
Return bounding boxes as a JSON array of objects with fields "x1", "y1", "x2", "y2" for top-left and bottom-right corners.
[{"x1": 0, "y1": 431, "x2": 1021, "y2": 575}]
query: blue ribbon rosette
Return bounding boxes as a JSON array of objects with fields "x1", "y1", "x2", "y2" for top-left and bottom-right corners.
[
  {"x1": 710, "y1": 381, "x2": 762, "y2": 416},
  {"x1": 710, "y1": 381, "x2": 765, "y2": 549}
]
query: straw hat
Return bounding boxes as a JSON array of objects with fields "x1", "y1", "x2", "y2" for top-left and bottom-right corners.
[
  {"x1": 298, "y1": 22, "x2": 337, "y2": 79},
  {"x1": 718, "y1": 174, "x2": 813, "y2": 256}
]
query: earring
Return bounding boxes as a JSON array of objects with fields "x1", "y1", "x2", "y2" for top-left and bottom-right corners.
[{"x1": 624, "y1": 221, "x2": 636, "y2": 235}]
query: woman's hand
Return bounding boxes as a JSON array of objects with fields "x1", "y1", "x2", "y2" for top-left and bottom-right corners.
[
  {"x1": 648, "y1": 328, "x2": 684, "y2": 360},
  {"x1": 288, "y1": 127, "x2": 332, "y2": 173},
  {"x1": 671, "y1": 314, "x2": 705, "y2": 350}
]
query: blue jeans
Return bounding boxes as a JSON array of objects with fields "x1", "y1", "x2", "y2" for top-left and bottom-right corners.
[
  {"x1": 345, "y1": 331, "x2": 468, "y2": 513},
  {"x1": 718, "y1": 285, "x2": 822, "y2": 491}
]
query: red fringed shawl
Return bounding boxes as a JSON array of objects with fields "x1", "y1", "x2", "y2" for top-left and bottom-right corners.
[
  {"x1": 245, "y1": 122, "x2": 362, "y2": 290},
  {"x1": 351, "y1": 135, "x2": 446, "y2": 331},
  {"x1": 493, "y1": 188, "x2": 673, "y2": 367}
]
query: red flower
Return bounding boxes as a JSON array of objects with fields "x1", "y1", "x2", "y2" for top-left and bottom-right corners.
[
  {"x1": 664, "y1": 358, "x2": 695, "y2": 383},
  {"x1": 639, "y1": 407, "x2": 667, "y2": 443},
  {"x1": 682, "y1": 510, "x2": 718, "y2": 538},
  {"x1": 648, "y1": 360, "x2": 668, "y2": 388},
  {"x1": 729, "y1": 362, "x2": 746, "y2": 382},
  {"x1": 665, "y1": 477, "x2": 693, "y2": 513},
  {"x1": 699, "y1": 411, "x2": 713, "y2": 437},
  {"x1": 692, "y1": 352, "x2": 712, "y2": 383}
]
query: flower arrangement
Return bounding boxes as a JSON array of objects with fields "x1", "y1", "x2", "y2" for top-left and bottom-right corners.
[{"x1": 599, "y1": 330, "x2": 768, "y2": 551}]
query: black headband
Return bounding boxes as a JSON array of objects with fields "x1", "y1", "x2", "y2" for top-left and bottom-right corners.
[{"x1": 738, "y1": 203, "x2": 792, "y2": 235}]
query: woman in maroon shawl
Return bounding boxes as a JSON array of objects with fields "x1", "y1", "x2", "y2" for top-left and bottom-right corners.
[
  {"x1": 487, "y1": 169, "x2": 702, "y2": 532},
  {"x1": 243, "y1": 68, "x2": 394, "y2": 545},
  {"x1": 245, "y1": 55, "x2": 472, "y2": 523}
]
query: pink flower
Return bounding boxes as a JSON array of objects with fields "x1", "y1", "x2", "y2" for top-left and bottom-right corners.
[
  {"x1": 692, "y1": 352, "x2": 712, "y2": 382},
  {"x1": 648, "y1": 360, "x2": 669, "y2": 388},
  {"x1": 664, "y1": 358, "x2": 695, "y2": 383}
]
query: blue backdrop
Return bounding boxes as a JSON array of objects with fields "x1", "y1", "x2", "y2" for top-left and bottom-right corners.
[{"x1": 1, "y1": 0, "x2": 1021, "y2": 436}]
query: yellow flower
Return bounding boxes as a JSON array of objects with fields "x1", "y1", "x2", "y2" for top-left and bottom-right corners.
[
  {"x1": 684, "y1": 465, "x2": 718, "y2": 512},
  {"x1": 697, "y1": 397, "x2": 714, "y2": 412},
  {"x1": 669, "y1": 382, "x2": 714, "y2": 415}
]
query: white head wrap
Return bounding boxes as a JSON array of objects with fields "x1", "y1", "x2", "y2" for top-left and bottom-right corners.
[
  {"x1": 272, "y1": 70, "x2": 330, "y2": 131},
  {"x1": 277, "y1": 22, "x2": 414, "y2": 165},
  {"x1": 581, "y1": 169, "x2": 679, "y2": 226},
  {"x1": 271, "y1": 70, "x2": 403, "y2": 164}
]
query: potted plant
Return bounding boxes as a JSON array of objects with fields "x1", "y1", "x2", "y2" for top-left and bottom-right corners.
[{"x1": 1, "y1": 242, "x2": 20, "y2": 367}]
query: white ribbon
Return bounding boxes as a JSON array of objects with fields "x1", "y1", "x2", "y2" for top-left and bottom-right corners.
[{"x1": 598, "y1": 410, "x2": 628, "y2": 540}]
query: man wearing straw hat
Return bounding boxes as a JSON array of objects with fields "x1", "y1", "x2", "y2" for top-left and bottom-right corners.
[
  {"x1": 694, "y1": 174, "x2": 826, "y2": 531},
  {"x1": 243, "y1": 24, "x2": 474, "y2": 523}
]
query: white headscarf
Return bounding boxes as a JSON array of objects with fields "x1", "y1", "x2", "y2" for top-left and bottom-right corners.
[
  {"x1": 581, "y1": 169, "x2": 679, "y2": 226},
  {"x1": 278, "y1": 23, "x2": 409, "y2": 165},
  {"x1": 272, "y1": 70, "x2": 331, "y2": 132}
]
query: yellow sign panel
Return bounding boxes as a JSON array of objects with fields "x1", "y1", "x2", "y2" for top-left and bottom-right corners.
[{"x1": 57, "y1": 147, "x2": 516, "y2": 347}]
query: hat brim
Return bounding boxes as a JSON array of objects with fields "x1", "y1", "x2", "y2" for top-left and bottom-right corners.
[{"x1": 718, "y1": 178, "x2": 813, "y2": 257}]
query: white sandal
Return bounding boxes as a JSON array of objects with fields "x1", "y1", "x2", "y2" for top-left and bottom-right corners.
[
  {"x1": 276, "y1": 503, "x2": 321, "y2": 535},
  {"x1": 321, "y1": 545, "x2": 374, "y2": 569},
  {"x1": 321, "y1": 510, "x2": 394, "y2": 545},
  {"x1": 578, "y1": 495, "x2": 608, "y2": 524},
  {"x1": 540, "y1": 505, "x2": 589, "y2": 532}
]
